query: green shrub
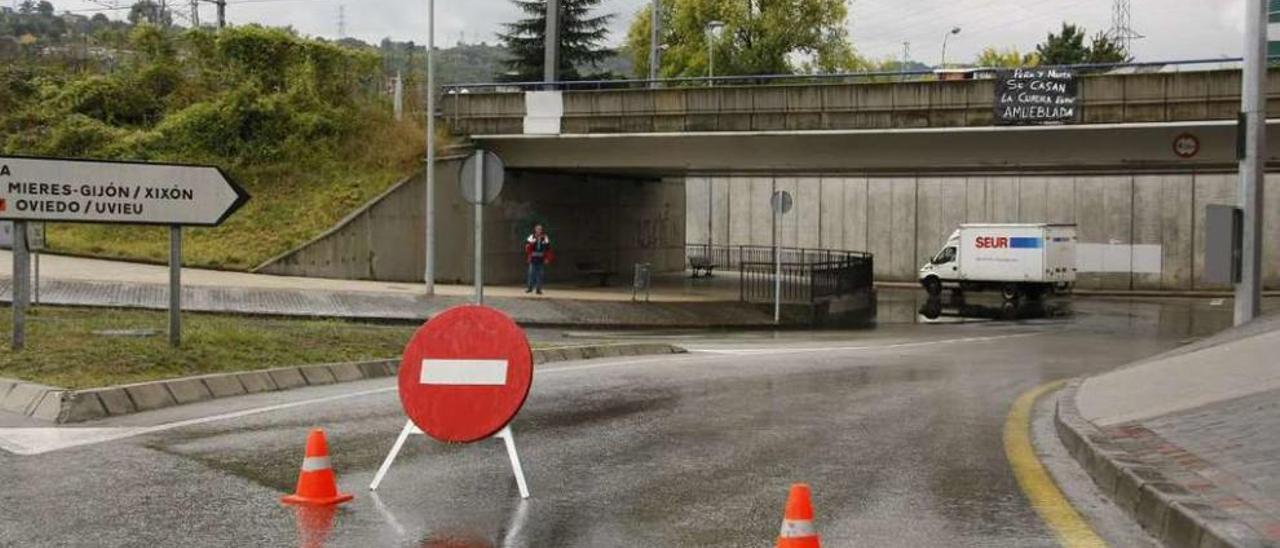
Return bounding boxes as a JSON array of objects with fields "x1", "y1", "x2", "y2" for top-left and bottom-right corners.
[{"x1": 34, "y1": 114, "x2": 129, "y2": 157}]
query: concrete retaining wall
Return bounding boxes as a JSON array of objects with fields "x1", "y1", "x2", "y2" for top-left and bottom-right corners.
[
  {"x1": 258, "y1": 159, "x2": 686, "y2": 285},
  {"x1": 686, "y1": 172, "x2": 1280, "y2": 290}
]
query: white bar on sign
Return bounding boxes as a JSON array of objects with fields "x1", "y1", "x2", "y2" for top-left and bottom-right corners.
[{"x1": 421, "y1": 359, "x2": 509, "y2": 385}]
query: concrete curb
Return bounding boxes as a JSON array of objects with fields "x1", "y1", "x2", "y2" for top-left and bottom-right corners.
[
  {"x1": 0, "y1": 342, "x2": 685, "y2": 424},
  {"x1": 1052, "y1": 379, "x2": 1264, "y2": 548}
]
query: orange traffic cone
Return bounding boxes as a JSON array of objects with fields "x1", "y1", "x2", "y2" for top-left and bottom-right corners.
[
  {"x1": 282, "y1": 428, "x2": 354, "y2": 506},
  {"x1": 776, "y1": 483, "x2": 820, "y2": 548}
]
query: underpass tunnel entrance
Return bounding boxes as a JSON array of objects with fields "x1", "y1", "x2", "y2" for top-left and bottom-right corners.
[{"x1": 475, "y1": 169, "x2": 686, "y2": 286}]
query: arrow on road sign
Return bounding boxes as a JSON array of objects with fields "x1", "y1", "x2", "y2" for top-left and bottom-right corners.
[{"x1": 0, "y1": 156, "x2": 249, "y2": 226}]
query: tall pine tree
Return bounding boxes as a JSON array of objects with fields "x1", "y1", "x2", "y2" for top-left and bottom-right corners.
[{"x1": 496, "y1": 0, "x2": 614, "y2": 82}]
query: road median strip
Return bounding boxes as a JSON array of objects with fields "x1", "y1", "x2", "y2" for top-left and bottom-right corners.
[{"x1": 0, "y1": 342, "x2": 685, "y2": 424}]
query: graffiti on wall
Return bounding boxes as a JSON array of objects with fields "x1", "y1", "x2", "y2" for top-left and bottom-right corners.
[{"x1": 636, "y1": 207, "x2": 676, "y2": 249}]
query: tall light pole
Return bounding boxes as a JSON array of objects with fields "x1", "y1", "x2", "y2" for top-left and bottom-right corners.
[
  {"x1": 706, "y1": 20, "x2": 725, "y2": 84},
  {"x1": 423, "y1": 0, "x2": 437, "y2": 294},
  {"x1": 939, "y1": 26, "x2": 960, "y2": 68},
  {"x1": 544, "y1": 0, "x2": 560, "y2": 84},
  {"x1": 1236, "y1": 0, "x2": 1266, "y2": 324},
  {"x1": 649, "y1": 0, "x2": 661, "y2": 86}
]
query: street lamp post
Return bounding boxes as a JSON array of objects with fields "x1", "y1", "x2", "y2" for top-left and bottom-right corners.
[
  {"x1": 940, "y1": 26, "x2": 961, "y2": 68},
  {"x1": 649, "y1": 0, "x2": 661, "y2": 87},
  {"x1": 706, "y1": 20, "x2": 725, "y2": 85},
  {"x1": 1237, "y1": 0, "x2": 1266, "y2": 324},
  {"x1": 424, "y1": 0, "x2": 436, "y2": 295}
]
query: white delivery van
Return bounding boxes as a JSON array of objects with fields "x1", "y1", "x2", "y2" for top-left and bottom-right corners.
[{"x1": 918, "y1": 223, "x2": 1077, "y2": 300}]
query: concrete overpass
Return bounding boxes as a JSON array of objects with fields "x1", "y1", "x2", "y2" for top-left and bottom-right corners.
[
  {"x1": 445, "y1": 68, "x2": 1270, "y2": 172},
  {"x1": 262, "y1": 68, "x2": 1280, "y2": 292}
]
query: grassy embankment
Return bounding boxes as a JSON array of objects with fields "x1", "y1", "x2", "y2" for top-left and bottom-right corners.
[
  {"x1": 0, "y1": 307, "x2": 556, "y2": 389},
  {"x1": 45, "y1": 134, "x2": 425, "y2": 270},
  {"x1": 2, "y1": 25, "x2": 433, "y2": 270},
  {"x1": 0, "y1": 307, "x2": 417, "y2": 388}
]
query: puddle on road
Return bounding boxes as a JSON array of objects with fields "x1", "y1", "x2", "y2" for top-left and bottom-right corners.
[{"x1": 561, "y1": 288, "x2": 1252, "y2": 346}]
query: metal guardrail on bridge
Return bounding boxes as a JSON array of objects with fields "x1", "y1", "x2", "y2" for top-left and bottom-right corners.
[
  {"x1": 440, "y1": 57, "x2": 1252, "y2": 94},
  {"x1": 686, "y1": 244, "x2": 874, "y2": 305}
]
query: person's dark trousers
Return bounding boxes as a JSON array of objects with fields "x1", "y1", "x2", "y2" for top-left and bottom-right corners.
[{"x1": 526, "y1": 263, "x2": 545, "y2": 293}]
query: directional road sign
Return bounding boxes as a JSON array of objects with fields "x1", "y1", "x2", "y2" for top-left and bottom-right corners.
[
  {"x1": 0, "y1": 156, "x2": 249, "y2": 226},
  {"x1": 397, "y1": 305, "x2": 534, "y2": 443}
]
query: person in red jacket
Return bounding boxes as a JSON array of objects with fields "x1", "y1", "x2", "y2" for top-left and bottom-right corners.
[{"x1": 524, "y1": 224, "x2": 553, "y2": 294}]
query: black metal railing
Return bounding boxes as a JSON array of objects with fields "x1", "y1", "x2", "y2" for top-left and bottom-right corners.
[{"x1": 685, "y1": 244, "x2": 873, "y2": 304}]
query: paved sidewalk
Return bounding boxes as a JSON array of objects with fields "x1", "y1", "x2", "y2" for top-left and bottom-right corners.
[
  {"x1": 0, "y1": 252, "x2": 780, "y2": 327},
  {"x1": 1056, "y1": 312, "x2": 1280, "y2": 547},
  {"x1": 0, "y1": 251, "x2": 739, "y2": 303}
]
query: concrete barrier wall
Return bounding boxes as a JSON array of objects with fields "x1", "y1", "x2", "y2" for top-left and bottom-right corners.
[
  {"x1": 444, "y1": 69, "x2": 1280, "y2": 136},
  {"x1": 257, "y1": 156, "x2": 471, "y2": 283},
  {"x1": 686, "y1": 172, "x2": 1280, "y2": 290},
  {"x1": 259, "y1": 162, "x2": 685, "y2": 285}
]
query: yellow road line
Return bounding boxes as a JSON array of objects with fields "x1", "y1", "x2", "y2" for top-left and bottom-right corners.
[{"x1": 1003, "y1": 380, "x2": 1108, "y2": 548}]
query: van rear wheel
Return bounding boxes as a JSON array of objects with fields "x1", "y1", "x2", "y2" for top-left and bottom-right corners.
[
  {"x1": 922, "y1": 277, "x2": 942, "y2": 296},
  {"x1": 1000, "y1": 284, "x2": 1022, "y2": 301}
]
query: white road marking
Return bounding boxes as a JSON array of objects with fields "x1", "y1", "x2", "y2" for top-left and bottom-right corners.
[
  {"x1": 0, "y1": 386, "x2": 395, "y2": 456},
  {"x1": 0, "y1": 332, "x2": 1042, "y2": 455},
  {"x1": 683, "y1": 332, "x2": 1045, "y2": 355},
  {"x1": 421, "y1": 359, "x2": 509, "y2": 385}
]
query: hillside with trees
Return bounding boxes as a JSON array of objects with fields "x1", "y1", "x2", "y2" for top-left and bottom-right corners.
[{"x1": 2, "y1": 12, "x2": 424, "y2": 269}]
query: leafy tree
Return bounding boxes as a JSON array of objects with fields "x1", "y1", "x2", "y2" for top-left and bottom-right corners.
[
  {"x1": 35, "y1": 1, "x2": 54, "y2": 16},
  {"x1": 1034, "y1": 23, "x2": 1130, "y2": 66},
  {"x1": 1035, "y1": 23, "x2": 1088, "y2": 65},
  {"x1": 1086, "y1": 32, "x2": 1130, "y2": 64},
  {"x1": 625, "y1": 0, "x2": 861, "y2": 79},
  {"x1": 128, "y1": 0, "x2": 170, "y2": 27},
  {"x1": 496, "y1": 0, "x2": 615, "y2": 81},
  {"x1": 975, "y1": 47, "x2": 1039, "y2": 68}
]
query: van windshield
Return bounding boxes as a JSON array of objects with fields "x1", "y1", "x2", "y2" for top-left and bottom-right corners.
[{"x1": 933, "y1": 246, "x2": 956, "y2": 264}]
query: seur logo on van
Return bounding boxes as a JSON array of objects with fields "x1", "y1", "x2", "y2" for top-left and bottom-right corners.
[{"x1": 975, "y1": 236, "x2": 1042, "y2": 249}]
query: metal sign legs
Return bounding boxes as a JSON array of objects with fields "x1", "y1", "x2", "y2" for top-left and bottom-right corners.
[
  {"x1": 369, "y1": 419, "x2": 531, "y2": 499},
  {"x1": 169, "y1": 225, "x2": 182, "y2": 347},
  {"x1": 11, "y1": 220, "x2": 28, "y2": 350}
]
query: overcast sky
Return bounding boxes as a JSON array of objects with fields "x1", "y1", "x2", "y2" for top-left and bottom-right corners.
[{"x1": 54, "y1": 0, "x2": 1248, "y2": 66}]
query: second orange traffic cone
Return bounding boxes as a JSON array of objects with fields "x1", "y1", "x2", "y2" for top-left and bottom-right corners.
[
  {"x1": 776, "y1": 483, "x2": 820, "y2": 548},
  {"x1": 282, "y1": 428, "x2": 354, "y2": 506}
]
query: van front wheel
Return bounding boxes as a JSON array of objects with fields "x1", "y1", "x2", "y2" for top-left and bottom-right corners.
[{"x1": 922, "y1": 277, "x2": 942, "y2": 296}]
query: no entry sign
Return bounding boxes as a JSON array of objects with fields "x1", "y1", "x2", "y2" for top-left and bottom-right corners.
[{"x1": 398, "y1": 305, "x2": 534, "y2": 443}]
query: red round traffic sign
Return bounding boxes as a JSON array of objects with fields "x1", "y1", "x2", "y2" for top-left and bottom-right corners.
[
  {"x1": 1172, "y1": 132, "x2": 1200, "y2": 159},
  {"x1": 398, "y1": 305, "x2": 533, "y2": 443}
]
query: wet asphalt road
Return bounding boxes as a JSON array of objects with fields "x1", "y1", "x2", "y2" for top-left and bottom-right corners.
[{"x1": 0, "y1": 293, "x2": 1246, "y2": 547}]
